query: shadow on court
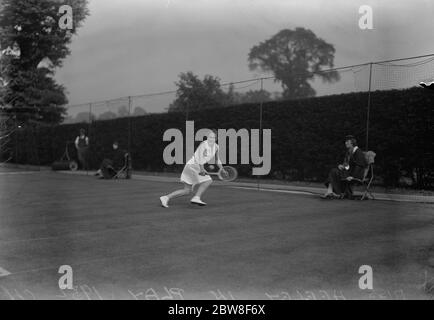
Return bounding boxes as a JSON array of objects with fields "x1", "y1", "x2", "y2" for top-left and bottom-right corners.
[{"x1": 0, "y1": 170, "x2": 433, "y2": 300}]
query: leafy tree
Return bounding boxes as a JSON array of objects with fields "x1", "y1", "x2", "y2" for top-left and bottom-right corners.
[
  {"x1": 241, "y1": 89, "x2": 272, "y2": 103},
  {"x1": 133, "y1": 106, "x2": 147, "y2": 116},
  {"x1": 98, "y1": 111, "x2": 117, "y2": 121},
  {"x1": 62, "y1": 115, "x2": 73, "y2": 124},
  {"x1": 75, "y1": 111, "x2": 95, "y2": 123},
  {"x1": 117, "y1": 105, "x2": 129, "y2": 117},
  {"x1": 227, "y1": 84, "x2": 273, "y2": 104},
  {"x1": 248, "y1": 27, "x2": 339, "y2": 99},
  {"x1": 0, "y1": 0, "x2": 89, "y2": 124},
  {"x1": 4, "y1": 68, "x2": 68, "y2": 123},
  {"x1": 168, "y1": 72, "x2": 228, "y2": 113}
]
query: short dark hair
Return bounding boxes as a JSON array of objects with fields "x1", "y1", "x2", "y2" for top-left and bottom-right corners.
[
  {"x1": 79, "y1": 128, "x2": 85, "y2": 134},
  {"x1": 345, "y1": 135, "x2": 357, "y2": 146},
  {"x1": 113, "y1": 140, "x2": 119, "y2": 145}
]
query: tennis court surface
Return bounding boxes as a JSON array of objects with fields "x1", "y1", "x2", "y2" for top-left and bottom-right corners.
[{"x1": 0, "y1": 169, "x2": 433, "y2": 300}]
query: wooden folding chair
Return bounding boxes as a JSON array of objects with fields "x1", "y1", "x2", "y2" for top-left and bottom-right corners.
[
  {"x1": 351, "y1": 151, "x2": 376, "y2": 200},
  {"x1": 113, "y1": 153, "x2": 132, "y2": 179}
]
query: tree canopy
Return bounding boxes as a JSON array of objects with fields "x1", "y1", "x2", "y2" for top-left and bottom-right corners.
[
  {"x1": 168, "y1": 72, "x2": 229, "y2": 113},
  {"x1": 0, "y1": 0, "x2": 89, "y2": 124},
  {"x1": 248, "y1": 27, "x2": 339, "y2": 100}
]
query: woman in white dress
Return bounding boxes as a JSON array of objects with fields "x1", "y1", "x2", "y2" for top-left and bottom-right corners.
[{"x1": 160, "y1": 130, "x2": 226, "y2": 207}]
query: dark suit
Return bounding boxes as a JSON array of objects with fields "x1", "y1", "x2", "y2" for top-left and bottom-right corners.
[
  {"x1": 347, "y1": 148, "x2": 368, "y2": 180},
  {"x1": 100, "y1": 148, "x2": 126, "y2": 179},
  {"x1": 325, "y1": 147, "x2": 368, "y2": 195}
]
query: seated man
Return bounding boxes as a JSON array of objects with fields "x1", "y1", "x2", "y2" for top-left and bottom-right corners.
[
  {"x1": 95, "y1": 141, "x2": 127, "y2": 179},
  {"x1": 322, "y1": 135, "x2": 368, "y2": 199}
]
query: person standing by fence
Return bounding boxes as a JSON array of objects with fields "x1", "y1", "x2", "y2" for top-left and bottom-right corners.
[{"x1": 75, "y1": 128, "x2": 89, "y2": 170}]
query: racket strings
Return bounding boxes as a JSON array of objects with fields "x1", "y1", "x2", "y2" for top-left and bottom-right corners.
[
  {"x1": 221, "y1": 170, "x2": 230, "y2": 179},
  {"x1": 221, "y1": 166, "x2": 238, "y2": 181}
]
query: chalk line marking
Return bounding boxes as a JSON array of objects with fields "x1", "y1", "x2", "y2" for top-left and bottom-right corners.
[
  {"x1": 0, "y1": 266, "x2": 11, "y2": 277},
  {"x1": 0, "y1": 171, "x2": 38, "y2": 176},
  {"x1": 229, "y1": 186, "x2": 316, "y2": 196},
  {"x1": 231, "y1": 186, "x2": 434, "y2": 203}
]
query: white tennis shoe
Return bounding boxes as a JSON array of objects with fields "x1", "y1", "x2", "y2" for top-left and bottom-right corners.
[
  {"x1": 160, "y1": 196, "x2": 169, "y2": 208},
  {"x1": 190, "y1": 196, "x2": 206, "y2": 206}
]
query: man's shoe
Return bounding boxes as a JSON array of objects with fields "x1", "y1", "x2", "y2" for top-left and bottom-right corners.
[
  {"x1": 160, "y1": 196, "x2": 169, "y2": 208},
  {"x1": 320, "y1": 192, "x2": 341, "y2": 199},
  {"x1": 320, "y1": 193, "x2": 333, "y2": 199},
  {"x1": 190, "y1": 196, "x2": 206, "y2": 206}
]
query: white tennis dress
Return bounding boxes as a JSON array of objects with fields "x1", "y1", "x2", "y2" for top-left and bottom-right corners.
[{"x1": 180, "y1": 140, "x2": 219, "y2": 186}]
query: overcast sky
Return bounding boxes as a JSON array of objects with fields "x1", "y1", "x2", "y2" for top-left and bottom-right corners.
[{"x1": 55, "y1": 0, "x2": 434, "y2": 114}]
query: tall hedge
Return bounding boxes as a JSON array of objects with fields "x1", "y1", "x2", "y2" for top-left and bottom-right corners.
[{"x1": 9, "y1": 87, "x2": 434, "y2": 188}]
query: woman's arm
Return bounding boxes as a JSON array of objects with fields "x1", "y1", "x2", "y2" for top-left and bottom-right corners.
[
  {"x1": 215, "y1": 146, "x2": 223, "y2": 170},
  {"x1": 340, "y1": 152, "x2": 350, "y2": 170},
  {"x1": 198, "y1": 164, "x2": 206, "y2": 175}
]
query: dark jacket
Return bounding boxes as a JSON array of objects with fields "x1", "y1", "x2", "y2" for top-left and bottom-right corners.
[
  {"x1": 111, "y1": 148, "x2": 127, "y2": 169},
  {"x1": 345, "y1": 147, "x2": 368, "y2": 180}
]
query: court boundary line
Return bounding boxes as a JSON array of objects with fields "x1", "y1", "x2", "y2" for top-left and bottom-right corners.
[
  {"x1": 230, "y1": 186, "x2": 434, "y2": 204},
  {"x1": 229, "y1": 186, "x2": 316, "y2": 196},
  {"x1": 0, "y1": 171, "x2": 40, "y2": 175}
]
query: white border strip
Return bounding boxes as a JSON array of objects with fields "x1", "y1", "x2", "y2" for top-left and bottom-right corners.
[
  {"x1": 230, "y1": 186, "x2": 315, "y2": 196},
  {"x1": 230, "y1": 186, "x2": 434, "y2": 203},
  {"x1": 0, "y1": 171, "x2": 38, "y2": 175}
]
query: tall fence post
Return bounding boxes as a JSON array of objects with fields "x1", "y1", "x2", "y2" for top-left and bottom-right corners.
[
  {"x1": 87, "y1": 103, "x2": 92, "y2": 175},
  {"x1": 366, "y1": 62, "x2": 373, "y2": 150},
  {"x1": 88, "y1": 103, "x2": 92, "y2": 132},
  {"x1": 128, "y1": 96, "x2": 132, "y2": 155}
]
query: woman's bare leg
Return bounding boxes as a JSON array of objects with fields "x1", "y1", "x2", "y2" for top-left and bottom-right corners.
[
  {"x1": 166, "y1": 183, "x2": 192, "y2": 200},
  {"x1": 194, "y1": 180, "x2": 212, "y2": 199}
]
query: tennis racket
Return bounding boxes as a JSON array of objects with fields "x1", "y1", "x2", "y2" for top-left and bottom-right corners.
[
  {"x1": 420, "y1": 81, "x2": 434, "y2": 90},
  {"x1": 200, "y1": 166, "x2": 238, "y2": 182}
]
